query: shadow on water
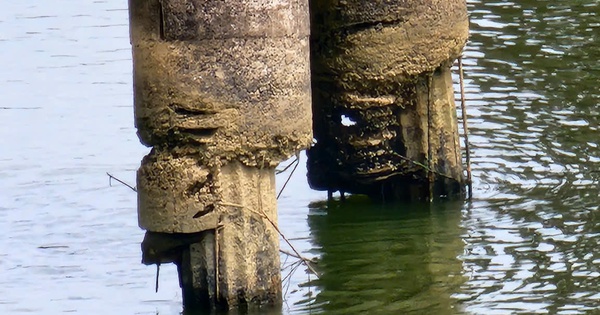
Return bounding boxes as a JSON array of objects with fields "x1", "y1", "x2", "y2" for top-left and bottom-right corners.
[{"x1": 293, "y1": 197, "x2": 467, "y2": 314}]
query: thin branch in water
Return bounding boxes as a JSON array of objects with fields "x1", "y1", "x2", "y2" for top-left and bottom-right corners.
[
  {"x1": 458, "y1": 56, "x2": 473, "y2": 199},
  {"x1": 283, "y1": 260, "x2": 303, "y2": 300},
  {"x1": 277, "y1": 154, "x2": 300, "y2": 200},
  {"x1": 276, "y1": 156, "x2": 299, "y2": 174},
  {"x1": 280, "y1": 249, "x2": 317, "y2": 267},
  {"x1": 106, "y1": 172, "x2": 137, "y2": 192},
  {"x1": 259, "y1": 207, "x2": 320, "y2": 278},
  {"x1": 281, "y1": 248, "x2": 291, "y2": 269},
  {"x1": 389, "y1": 152, "x2": 456, "y2": 181},
  {"x1": 155, "y1": 263, "x2": 160, "y2": 293},
  {"x1": 282, "y1": 259, "x2": 303, "y2": 284},
  {"x1": 218, "y1": 201, "x2": 320, "y2": 278}
]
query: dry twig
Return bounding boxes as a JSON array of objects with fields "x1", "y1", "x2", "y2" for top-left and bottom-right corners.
[
  {"x1": 106, "y1": 172, "x2": 137, "y2": 192},
  {"x1": 277, "y1": 154, "x2": 300, "y2": 200}
]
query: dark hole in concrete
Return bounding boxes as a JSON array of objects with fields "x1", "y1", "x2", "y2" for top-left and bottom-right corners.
[
  {"x1": 181, "y1": 128, "x2": 218, "y2": 138},
  {"x1": 186, "y1": 180, "x2": 206, "y2": 196},
  {"x1": 169, "y1": 103, "x2": 217, "y2": 116}
]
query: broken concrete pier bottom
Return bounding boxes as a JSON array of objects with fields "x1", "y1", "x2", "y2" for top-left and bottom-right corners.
[
  {"x1": 309, "y1": 65, "x2": 465, "y2": 201},
  {"x1": 308, "y1": 0, "x2": 469, "y2": 201},
  {"x1": 139, "y1": 160, "x2": 281, "y2": 310}
]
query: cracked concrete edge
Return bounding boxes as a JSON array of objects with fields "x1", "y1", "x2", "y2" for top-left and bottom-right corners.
[{"x1": 130, "y1": 0, "x2": 313, "y2": 167}]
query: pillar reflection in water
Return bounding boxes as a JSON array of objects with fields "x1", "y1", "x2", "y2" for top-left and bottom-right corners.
[{"x1": 303, "y1": 199, "x2": 466, "y2": 314}]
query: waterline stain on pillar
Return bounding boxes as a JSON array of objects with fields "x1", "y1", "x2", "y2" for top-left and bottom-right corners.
[
  {"x1": 128, "y1": 0, "x2": 312, "y2": 310},
  {"x1": 308, "y1": 0, "x2": 469, "y2": 201}
]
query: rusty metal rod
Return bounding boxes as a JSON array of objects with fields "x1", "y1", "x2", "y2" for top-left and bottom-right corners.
[{"x1": 458, "y1": 56, "x2": 473, "y2": 199}]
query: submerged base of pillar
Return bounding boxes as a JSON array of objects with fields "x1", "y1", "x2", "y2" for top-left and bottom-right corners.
[{"x1": 139, "y1": 160, "x2": 282, "y2": 310}]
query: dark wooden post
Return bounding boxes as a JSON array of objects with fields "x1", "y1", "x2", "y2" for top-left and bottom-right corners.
[{"x1": 308, "y1": 0, "x2": 469, "y2": 201}]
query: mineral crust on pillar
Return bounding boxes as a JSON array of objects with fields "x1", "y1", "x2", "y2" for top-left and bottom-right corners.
[
  {"x1": 129, "y1": 0, "x2": 313, "y2": 167},
  {"x1": 130, "y1": 0, "x2": 308, "y2": 309}
]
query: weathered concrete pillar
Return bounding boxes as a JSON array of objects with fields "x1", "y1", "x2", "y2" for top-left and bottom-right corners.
[
  {"x1": 308, "y1": 0, "x2": 469, "y2": 201},
  {"x1": 128, "y1": 0, "x2": 311, "y2": 310}
]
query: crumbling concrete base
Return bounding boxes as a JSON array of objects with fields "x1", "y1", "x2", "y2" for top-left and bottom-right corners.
[
  {"x1": 178, "y1": 232, "x2": 216, "y2": 308},
  {"x1": 214, "y1": 162, "x2": 281, "y2": 308},
  {"x1": 139, "y1": 157, "x2": 281, "y2": 310}
]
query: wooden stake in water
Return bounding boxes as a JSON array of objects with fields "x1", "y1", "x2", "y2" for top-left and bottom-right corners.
[{"x1": 458, "y1": 56, "x2": 473, "y2": 199}]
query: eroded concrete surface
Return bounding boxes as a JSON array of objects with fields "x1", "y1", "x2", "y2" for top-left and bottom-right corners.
[
  {"x1": 308, "y1": 0, "x2": 469, "y2": 201},
  {"x1": 129, "y1": 0, "x2": 312, "y2": 309}
]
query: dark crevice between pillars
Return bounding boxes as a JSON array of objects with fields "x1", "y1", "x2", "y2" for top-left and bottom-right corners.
[
  {"x1": 426, "y1": 73, "x2": 434, "y2": 202},
  {"x1": 157, "y1": 0, "x2": 165, "y2": 40},
  {"x1": 179, "y1": 232, "x2": 217, "y2": 311}
]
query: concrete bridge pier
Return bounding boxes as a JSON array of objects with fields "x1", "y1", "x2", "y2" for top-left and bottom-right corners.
[
  {"x1": 128, "y1": 0, "x2": 311, "y2": 310},
  {"x1": 308, "y1": 0, "x2": 469, "y2": 201}
]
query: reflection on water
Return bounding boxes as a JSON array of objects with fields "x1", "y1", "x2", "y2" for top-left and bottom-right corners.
[
  {"x1": 0, "y1": 1, "x2": 183, "y2": 314},
  {"x1": 465, "y1": 0, "x2": 600, "y2": 194},
  {"x1": 2, "y1": 0, "x2": 599, "y2": 314},
  {"x1": 301, "y1": 199, "x2": 466, "y2": 314},
  {"x1": 457, "y1": 0, "x2": 600, "y2": 313}
]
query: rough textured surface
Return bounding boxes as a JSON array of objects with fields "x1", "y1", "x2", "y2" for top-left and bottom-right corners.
[
  {"x1": 216, "y1": 162, "x2": 281, "y2": 308},
  {"x1": 130, "y1": 0, "x2": 312, "y2": 167},
  {"x1": 140, "y1": 162, "x2": 282, "y2": 308},
  {"x1": 129, "y1": 0, "x2": 309, "y2": 310},
  {"x1": 310, "y1": 0, "x2": 469, "y2": 85},
  {"x1": 309, "y1": 0, "x2": 468, "y2": 201},
  {"x1": 137, "y1": 148, "x2": 220, "y2": 233}
]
